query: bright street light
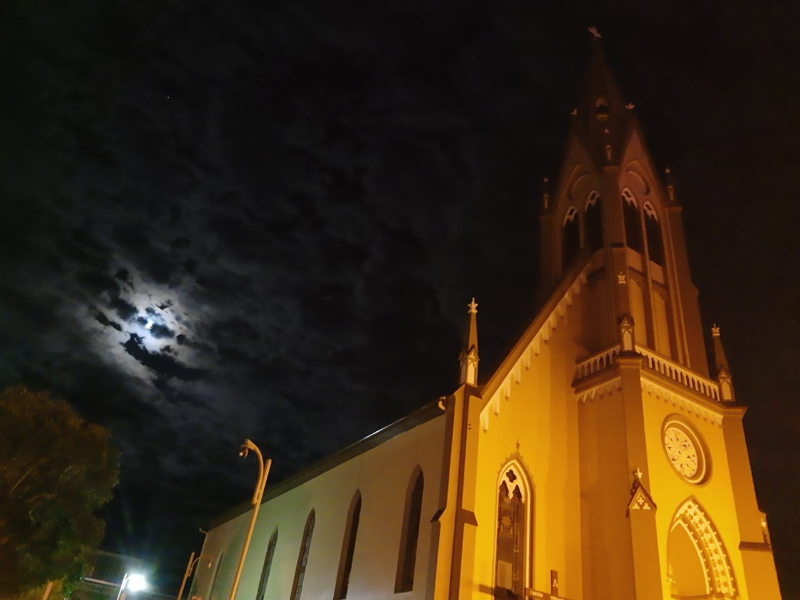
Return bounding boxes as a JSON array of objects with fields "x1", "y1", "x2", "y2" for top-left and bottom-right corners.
[
  {"x1": 229, "y1": 439, "x2": 272, "y2": 600},
  {"x1": 117, "y1": 572, "x2": 147, "y2": 600},
  {"x1": 127, "y1": 574, "x2": 147, "y2": 592}
]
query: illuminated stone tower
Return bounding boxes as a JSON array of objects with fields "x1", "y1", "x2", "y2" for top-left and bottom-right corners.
[
  {"x1": 534, "y1": 35, "x2": 782, "y2": 598},
  {"x1": 539, "y1": 37, "x2": 706, "y2": 371}
]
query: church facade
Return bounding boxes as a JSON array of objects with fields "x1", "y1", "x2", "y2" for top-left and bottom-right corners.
[{"x1": 191, "y1": 40, "x2": 782, "y2": 600}]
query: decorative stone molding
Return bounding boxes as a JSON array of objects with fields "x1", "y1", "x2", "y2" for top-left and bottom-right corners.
[
  {"x1": 627, "y1": 468, "x2": 657, "y2": 516},
  {"x1": 671, "y1": 498, "x2": 738, "y2": 599},
  {"x1": 480, "y1": 262, "x2": 592, "y2": 433},
  {"x1": 574, "y1": 345, "x2": 621, "y2": 379},
  {"x1": 574, "y1": 343, "x2": 722, "y2": 404},
  {"x1": 576, "y1": 377, "x2": 621, "y2": 404},
  {"x1": 636, "y1": 346, "x2": 720, "y2": 402},
  {"x1": 642, "y1": 379, "x2": 722, "y2": 427}
]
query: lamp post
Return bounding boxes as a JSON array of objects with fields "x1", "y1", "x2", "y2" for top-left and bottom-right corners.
[
  {"x1": 116, "y1": 573, "x2": 147, "y2": 600},
  {"x1": 176, "y1": 552, "x2": 214, "y2": 600},
  {"x1": 229, "y1": 439, "x2": 272, "y2": 600}
]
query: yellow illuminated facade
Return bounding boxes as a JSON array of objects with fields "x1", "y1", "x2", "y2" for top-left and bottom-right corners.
[{"x1": 195, "y1": 40, "x2": 781, "y2": 600}]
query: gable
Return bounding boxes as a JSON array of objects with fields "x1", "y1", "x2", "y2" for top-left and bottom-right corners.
[{"x1": 478, "y1": 252, "x2": 596, "y2": 430}]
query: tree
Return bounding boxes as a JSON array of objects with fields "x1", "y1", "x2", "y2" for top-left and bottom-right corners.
[{"x1": 0, "y1": 386, "x2": 119, "y2": 596}]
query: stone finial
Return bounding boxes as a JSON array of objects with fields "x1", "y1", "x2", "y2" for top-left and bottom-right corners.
[
  {"x1": 588, "y1": 26, "x2": 602, "y2": 39},
  {"x1": 620, "y1": 314, "x2": 635, "y2": 351},
  {"x1": 711, "y1": 324, "x2": 735, "y2": 403},
  {"x1": 627, "y1": 468, "x2": 657, "y2": 515},
  {"x1": 459, "y1": 298, "x2": 479, "y2": 386}
]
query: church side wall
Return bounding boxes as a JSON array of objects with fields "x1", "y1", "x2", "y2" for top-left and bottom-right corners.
[{"x1": 195, "y1": 414, "x2": 447, "y2": 600}]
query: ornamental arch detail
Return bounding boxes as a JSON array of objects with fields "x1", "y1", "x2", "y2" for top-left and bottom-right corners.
[{"x1": 667, "y1": 497, "x2": 738, "y2": 599}]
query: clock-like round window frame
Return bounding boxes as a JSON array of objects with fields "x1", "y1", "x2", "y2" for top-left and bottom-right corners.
[{"x1": 662, "y1": 417, "x2": 709, "y2": 484}]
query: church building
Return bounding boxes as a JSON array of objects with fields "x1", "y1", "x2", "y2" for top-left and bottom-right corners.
[{"x1": 190, "y1": 38, "x2": 782, "y2": 600}]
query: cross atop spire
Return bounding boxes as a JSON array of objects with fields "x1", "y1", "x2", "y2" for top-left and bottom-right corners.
[
  {"x1": 587, "y1": 26, "x2": 602, "y2": 40},
  {"x1": 468, "y1": 297, "x2": 478, "y2": 314}
]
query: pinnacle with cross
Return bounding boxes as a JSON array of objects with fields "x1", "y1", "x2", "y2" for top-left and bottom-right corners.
[
  {"x1": 468, "y1": 298, "x2": 478, "y2": 314},
  {"x1": 588, "y1": 26, "x2": 602, "y2": 39},
  {"x1": 634, "y1": 467, "x2": 644, "y2": 480}
]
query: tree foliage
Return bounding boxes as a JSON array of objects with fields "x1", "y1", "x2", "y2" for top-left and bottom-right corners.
[{"x1": 0, "y1": 386, "x2": 119, "y2": 596}]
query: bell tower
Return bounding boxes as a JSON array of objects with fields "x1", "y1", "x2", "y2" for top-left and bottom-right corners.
[
  {"x1": 540, "y1": 34, "x2": 707, "y2": 374},
  {"x1": 558, "y1": 32, "x2": 783, "y2": 599}
]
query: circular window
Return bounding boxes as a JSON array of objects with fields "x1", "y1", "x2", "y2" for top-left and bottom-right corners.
[{"x1": 662, "y1": 417, "x2": 709, "y2": 484}]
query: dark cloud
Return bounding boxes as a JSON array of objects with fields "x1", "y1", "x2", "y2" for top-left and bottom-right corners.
[
  {"x1": 122, "y1": 334, "x2": 205, "y2": 381},
  {"x1": 109, "y1": 297, "x2": 138, "y2": 321},
  {"x1": 94, "y1": 311, "x2": 124, "y2": 332}
]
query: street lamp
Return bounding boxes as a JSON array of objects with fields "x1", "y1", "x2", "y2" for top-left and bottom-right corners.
[
  {"x1": 176, "y1": 552, "x2": 214, "y2": 600},
  {"x1": 116, "y1": 573, "x2": 147, "y2": 600},
  {"x1": 229, "y1": 439, "x2": 272, "y2": 600}
]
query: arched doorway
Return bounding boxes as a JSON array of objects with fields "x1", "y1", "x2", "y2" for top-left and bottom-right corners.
[{"x1": 667, "y1": 498, "x2": 738, "y2": 599}]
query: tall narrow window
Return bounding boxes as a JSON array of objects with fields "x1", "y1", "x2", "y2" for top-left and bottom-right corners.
[
  {"x1": 291, "y1": 510, "x2": 315, "y2": 600},
  {"x1": 395, "y1": 469, "x2": 424, "y2": 593},
  {"x1": 255, "y1": 529, "x2": 278, "y2": 600},
  {"x1": 622, "y1": 189, "x2": 643, "y2": 253},
  {"x1": 495, "y1": 466, "x2": 530, "y2": 600},
  {"x1": 208, "y1": 552, "x2": 225, "y2": 600},
  {"x1": 643, "y1": 202, "x2": 664, "y2": 266},
  {"x1": 584, "y1": 191, "x2": 604, "y2": 252},
  {"x1": 562, "y1": 206, "x2": 580, "y2": 270},
  {"x1": 335, "y1": 491, "x2": 362, "y2": 599}
]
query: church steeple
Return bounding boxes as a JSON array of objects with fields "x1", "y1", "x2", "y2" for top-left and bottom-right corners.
[
  {"x1": 540, "y1": 32, "x2": 711, "y2": 375},
  {"x1": 458, "y1": 298, "x2": 479, "y2": 386}
]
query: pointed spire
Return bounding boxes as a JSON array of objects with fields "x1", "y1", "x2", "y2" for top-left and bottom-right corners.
[
  {"x1": 573, "y1": 31, "x2": 636, "y2": 168},
  {"x1": 711, "y1": 325, "x2": 735, "y2": 402},
  {"x1": 459, "y1": 298, "x2": 479, "y2": 386}
]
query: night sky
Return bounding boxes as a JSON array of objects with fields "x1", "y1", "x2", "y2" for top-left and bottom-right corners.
[{"x1": 1, "y1": 0, "x2": 798, "y2": 595}]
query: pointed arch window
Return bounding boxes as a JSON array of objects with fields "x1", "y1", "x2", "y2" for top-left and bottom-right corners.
[
  {"x1": 642, "y1": 201, "x2": 664, "y2": 266},
  {"x1": 291, "y1": 510, "x2": 316, "y2": 600},
  {"x1": 395, "y1": 469, "x2": 424, "y2": 593},
  {"x1": 562, "y1": 206, "x2": 581, "y2": 270},
  {"x1": 255, "y1": 529, "x2": 278, "y2": 600},
  {"x1": 495, "y1": 464, "x2": 531, "y2": 599},
  {"x1": 584, "y1": 190, "x2": 604, "y2": 252},
  {"x1": 622, "y1": 189, "x2": 643, "y2": 253},
  {"x1": 335, "y1": 491, "x2": 362, "y2": 599}
]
